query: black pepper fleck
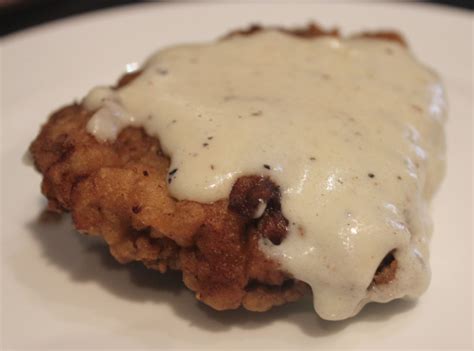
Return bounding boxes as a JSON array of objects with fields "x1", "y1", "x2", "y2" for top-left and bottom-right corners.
[
  {"x1": 210, "y1": 164, "x2": 215, "y2": 170},
  {"x1": 132, "y1": 205, "x2": 142, "y2": 214},
  {"x1": 309, "y1": 157, "x2": 316, "y2": 161},
  {"x1": 321, "y1": 73, "x2": 331, "y2": 80},
  {"x1": 251, "y1": 110, "x2": 263, "y2": 116},
  {"x1": 143, "y1": 170, "x2": 149, "y2": 176},
  {"x1": 411, "y1": 104, "x2": 423, "y2": 113},
  {"x1": 207, "y1": 136, "x2": 213, "y2": 140},
  {"x1": 368, "y1": 173, "x2": 375, "y2": 178},
  {"x1": 263, "y1": 164, "x2": 271, "y2": 170},
  {"x1": 203, "y1": 143, "x2": 209, "y2": 147},
  {"x1": 397, "y1": 175, "x2": 402, "y2": 180},
  {"x1": 168, "y1": 168, "x2": 178, "y2": 184}
]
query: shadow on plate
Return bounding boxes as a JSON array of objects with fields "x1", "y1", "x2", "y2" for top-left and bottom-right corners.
[{"x1": 22, "y1": 207, "x2": 417, "y2": 337}]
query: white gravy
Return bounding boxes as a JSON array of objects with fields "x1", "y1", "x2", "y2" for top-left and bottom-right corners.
[{"x1": 83, "y1": 31, "x2": 446, "y2": 320}]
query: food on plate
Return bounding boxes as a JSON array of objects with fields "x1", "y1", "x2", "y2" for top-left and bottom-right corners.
[{"x1": 29, "y1": 24, "x2": 446, "y2": 320}]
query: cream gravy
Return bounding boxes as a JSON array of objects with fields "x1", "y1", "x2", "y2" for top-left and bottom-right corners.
[{"x1": 83, "y1": 31, "x2": 446, "y2": 320}]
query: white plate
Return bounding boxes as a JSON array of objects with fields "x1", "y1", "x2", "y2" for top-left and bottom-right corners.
[{"x1": 1, "y1": 2, "x2": 472, "y2": 350}]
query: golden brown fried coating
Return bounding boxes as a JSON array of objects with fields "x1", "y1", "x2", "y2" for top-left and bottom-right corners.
[
  {"x1": 29, "y1": 24, "x2": 400, "y2": 312},
  {"x1": 30, "y1": 104, "x2": 306, "y2": 311}
]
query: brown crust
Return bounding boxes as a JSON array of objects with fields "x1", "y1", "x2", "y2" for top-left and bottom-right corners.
[
  {"x1": 373, "y1": 252, "x2": 397, "y2": 285},
  {"x1": 222, "y1": 23, "x2": 340, "y2": 40},
  {"x1": 224, "y1": 23, "x2": 406, "y2": 46},
  {"x1": 229, "y1": 176, "x2": 280, "y2": 217},
  {"x1": 30, "y1": 24, "x2": 398, "y2": 313}
]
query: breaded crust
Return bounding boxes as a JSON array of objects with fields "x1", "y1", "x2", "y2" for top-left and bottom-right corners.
[{"x1": 30, "y1": 24, "x2": 401, "y2": 312}]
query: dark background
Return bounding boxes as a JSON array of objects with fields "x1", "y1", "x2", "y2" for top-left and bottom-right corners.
[{"x1": 0, "y1": 0, "x2": 472, "y2": 37}]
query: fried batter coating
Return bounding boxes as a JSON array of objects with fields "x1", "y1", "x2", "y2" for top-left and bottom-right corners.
[
  {"x1": 30, "y1": 104, "x2": 306, "y2": 310},
  {"x1": 29, "y1": 24, "x2": 400, "y2": 312}
]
